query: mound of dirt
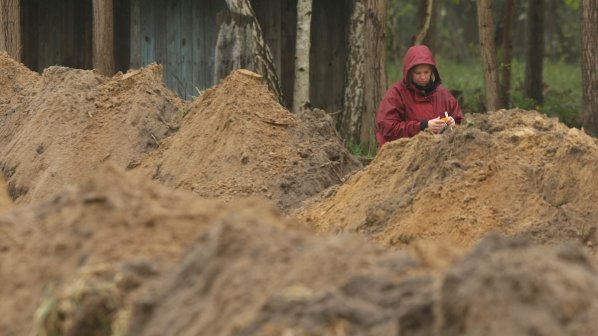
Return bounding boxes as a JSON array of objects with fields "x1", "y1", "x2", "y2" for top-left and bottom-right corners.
[
  {"x1": 297, "y1": 109, "x2": 598, "y2": 251},
  {"x1": 0, "y1": 54, "x2": 359, "y2": 211},
  {"x1": 0, "y1": 163, "x2": 298, "y2": 335},
  {"x1": 0, "y1": 174, "x2": 11, "y2": 212},
  {"x1": 0, "y1": 61, "x2": 184, "y2": 204},
  {"x1": 126, "y1": 215, "x2": 425, "y2": 336},
  {"x1": 1, "y1": 52, "x2": 597, "y2": 336},
  {"x1": 1, "y1": 166, "x2": 597, "y2": 336},
  {"x1": 124, "y1": 222, "x2": 598, "y2": 336},
  {"x1": 139, "y1": 69, "x2": 361, "y2": 211},
  {"x1": 437, "y1": 233, "x2": 598, "y2": 335},
  {"x1": 0, "y1": 52, "x2": 40, "y2": 148},
  {"x1": 0, "y1": 162, "x2": 430, "y2": 336}
]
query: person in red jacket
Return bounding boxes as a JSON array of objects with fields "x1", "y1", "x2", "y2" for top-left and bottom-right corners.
[{"x1": 376, "y1": 45, "x2": 463, "y2": 148}]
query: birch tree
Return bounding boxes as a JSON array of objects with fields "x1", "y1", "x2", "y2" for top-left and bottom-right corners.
[
  {"x1": 292, "y1": 0, "x2": 312, "y2": 113},
  {"x1": 0, "y1": 0, "x2": 20, "y2": 61},
  {"x1": 581, "y1": 0, "x2": 598, "y2": 136},
  {"x1": 476, "y1": 0, "x2": 504, "y2": 111},
  {"x1": 341, "y1": 0, "x2": 387, "y2": 152},
  {"x1": 216, "y1": 0, "x2": 284, "y2": 105}
]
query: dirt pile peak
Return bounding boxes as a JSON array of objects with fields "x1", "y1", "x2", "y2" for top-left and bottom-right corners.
[
  {"x1": 298, "y1": 109, "x2": 598, "y2": 250},
  {"x1": 0, "y1": 52, "x2": 38, "y2": 92},
  {"x1": 0, "y1": 62, "x2": 185, "y2": 204},
  {"x1": 141, "y1": 69, "x2": 361, "y2": 211}
]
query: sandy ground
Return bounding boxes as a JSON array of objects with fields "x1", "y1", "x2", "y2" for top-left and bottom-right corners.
[{"x1": 0, "y1": 52, "x2": 597, "y2": 336}]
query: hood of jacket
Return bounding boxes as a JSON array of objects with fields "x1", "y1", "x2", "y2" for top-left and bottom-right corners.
[{"x1": 402, "y1": 45, "x2": 442, "y2": 86}]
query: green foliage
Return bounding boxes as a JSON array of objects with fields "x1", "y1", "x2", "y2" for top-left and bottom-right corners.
[
  {"x1": 541, "y1": 61, "x2": 583, "y2": 127},
  {"x1": 386, "y1": 0, "x2": 418, "y2": 62},
  {"x1": 346, "y1": 140, "x2": 377, "y2": 161},
  {"x1": 386, "y1": 0, "x2": 581, "y2": 66},
  {"x1": 564, "y1": 0, "x2": 580, "y2": 10}
]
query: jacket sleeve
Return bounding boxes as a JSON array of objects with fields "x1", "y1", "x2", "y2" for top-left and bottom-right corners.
[{"x1": 376, "y1": 90, "x2": 421, "y2": 142}]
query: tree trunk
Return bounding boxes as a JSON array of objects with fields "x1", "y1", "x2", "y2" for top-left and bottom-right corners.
[
  {"x1": 500, "y1": 0, "x2": 515, "y2": 106},
  {"x1": 524, "y1": 0, "x2": 544, "y2": 105},
  {"x1": 413, "y1": 0, "x2": 434, "y2": 46},
  {"x1": 341, "y1": 0, "x2": 387, "y2": 153},
  {"x1": 0, "y1": 0, "x2": 20, "y2": 61},
  {"x1": 92, "y1": 0, "x2": 115, "y2": 75},
  {"x1": 217, "y1": 0, "x2": 284, "y2": 105},
  {"x1": 476, "y1": 0, "x2": 504, "y2": 111},
  {"x1": 581, "y1": 0, "x2": 598, "y2": 136},
  {"x1": 293, "y1": 0, "x2": 312, "y2": 113}
]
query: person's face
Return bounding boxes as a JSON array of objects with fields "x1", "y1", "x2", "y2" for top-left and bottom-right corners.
[{"x1": 410, "y1": 64, "x2": 433, "y2": 86}]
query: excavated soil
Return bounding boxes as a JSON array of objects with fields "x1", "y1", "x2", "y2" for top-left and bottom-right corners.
[
  {"x1": 1, "y1": 52, "x2": 598, "y2": 336},
  {"x1": 138, "y1": 69, "x2": 361, "y2": 211},
  {"x1": 0, "y1": 58, "x2": 184, "y2": 204},
  {"x1": 297, "y1": 109, "x2": 598, "y2": 253}
]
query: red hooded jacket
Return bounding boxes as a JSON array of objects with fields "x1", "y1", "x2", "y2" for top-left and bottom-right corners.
[{"x1": 376, "y1": 45, "x2": 463, "y2": 147}]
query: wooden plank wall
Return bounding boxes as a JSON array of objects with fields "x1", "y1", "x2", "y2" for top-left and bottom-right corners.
[
  {"x1": 19, "y1": 0, "x2": 351, "y2": 113},
  {"x1": 253, "y1": 0, "x2": 351, "y2": 113},
  {"x1": 132, "y1": 0, "x2": 299, "y2": 102},
  {"x1": 279, "y1": 0, "x2": 298, "y2": 110},
  {"x1": 195, "y1": 1, "x2": 219, "y2": 91},
  {"x1": 252, "y1": 0, "x2": 296, "y2": 109},
  {"x1": 310, "y1": 0, "x2": 351, "y2": 120},
  {"x1": 20, "y1": 0, "x2": 92, "y2": 73},
  {"x1": 114, "y1": 0, "x2": 131, "y2": 72},
  {"x1": 20, "y1": 0, "x2": 38, "y2": 70},
  {"x1": 134, "y1": 0, "x2": 227, "y2": 99}
]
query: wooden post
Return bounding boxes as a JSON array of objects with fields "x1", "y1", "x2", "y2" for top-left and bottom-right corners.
[
  {"x1": 92, "y1": 0, "x2": 115, "y2": 75},
  {"x1": 0, "y1": 0, "x2": 21, "y2": 61}
]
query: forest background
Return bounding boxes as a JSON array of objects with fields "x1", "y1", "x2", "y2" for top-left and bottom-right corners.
[{"x1": 386, "y1": 0, "x2": 581, "y2": 130}]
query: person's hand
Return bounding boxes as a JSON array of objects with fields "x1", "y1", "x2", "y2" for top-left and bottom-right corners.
[
  {"x1": 445, "y1": 116, "x2": 455, "y2": 126},
  {"x1": 427, "y1": 117, "x2": 445, "y2": 134}
]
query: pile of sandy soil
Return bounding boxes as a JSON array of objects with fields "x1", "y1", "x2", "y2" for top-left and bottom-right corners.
[
  {"x1": 139, "y1": 69, "x2": 361, "y2": 211},
  {"x1": 1, "y1": 51, "x2": 598, "y2": 336},
  {"x1": 128, "y1": 233, "x2": 598, "y2": 336},
  {"x1": 0, "y1": 53, "x2": 40, "y2": 148},
  {"x1": 436, "y1": 234, "x2": 598, "y2": 335},
  {"x1": 297, "y1": 109, "x2": 598, "y2": 252},
  {"x1": 0, "y1": 54, "x2": 360, "y2": 212},
  {"x1": 0, "y1": 164, "x2": 298, "y2": 335},
  {"x1": 0, "y1": 55, "x2": 184, "y2": 204},
  {"x1": 3, "y1": 164, "x2": 595, "y2": 336},
  {"x1": 0, "y1": 175, "x2": 10, "y2": 212}
]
